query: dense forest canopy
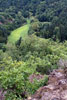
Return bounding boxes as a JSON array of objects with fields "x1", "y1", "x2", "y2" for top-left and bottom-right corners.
[{"x1": 0, "y1": 0, "x2": 67, "y2": 43}]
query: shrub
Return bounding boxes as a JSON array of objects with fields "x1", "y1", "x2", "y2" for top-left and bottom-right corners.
[{"x1": 0, "y1": 57, "x2": 48, "y2": 99}]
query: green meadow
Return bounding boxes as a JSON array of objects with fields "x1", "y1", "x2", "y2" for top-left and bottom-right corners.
[{"x1": 8, "y1": 19, "x2": 30, "y2": 44}]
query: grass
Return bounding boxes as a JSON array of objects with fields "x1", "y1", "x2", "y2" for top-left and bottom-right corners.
[{"x1": 8, "y1": 19, "x2": 30, "y2": 44}]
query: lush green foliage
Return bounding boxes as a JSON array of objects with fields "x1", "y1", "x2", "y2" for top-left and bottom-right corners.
[
  {"x1": 0, "y1": 0, "x2": 67, "y2": 43},
  {"x1": 18, "y1": 35, "x2": 67, "y2": 72},
  {"x1": 0, "y1": 35, "x2": 67, "y2": 99},
  {"x1": 0, "y1": 0, "x2": 67, "y2": 99},
  {"x1": 5, "y1": 35, "x2": 67, "y2": 73},
  {"x1": 0, "y1": 56, "x2": 48, "y2": 99}
]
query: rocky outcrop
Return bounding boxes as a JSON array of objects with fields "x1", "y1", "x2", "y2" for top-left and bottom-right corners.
[
  {"x1": 29, "y1": 74, "x2": 44, "y2": 83},
  {"x1": 28, "y1": 68, "x2": 67, "y2": 100}
]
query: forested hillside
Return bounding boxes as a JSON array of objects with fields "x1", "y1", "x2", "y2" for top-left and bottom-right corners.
[
  {"x1": 0, "y1": 0, "x2": 67, "y2": 43},
  {"x1": 0, "y1": 0, "x2": 67, "y2": 100}
]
